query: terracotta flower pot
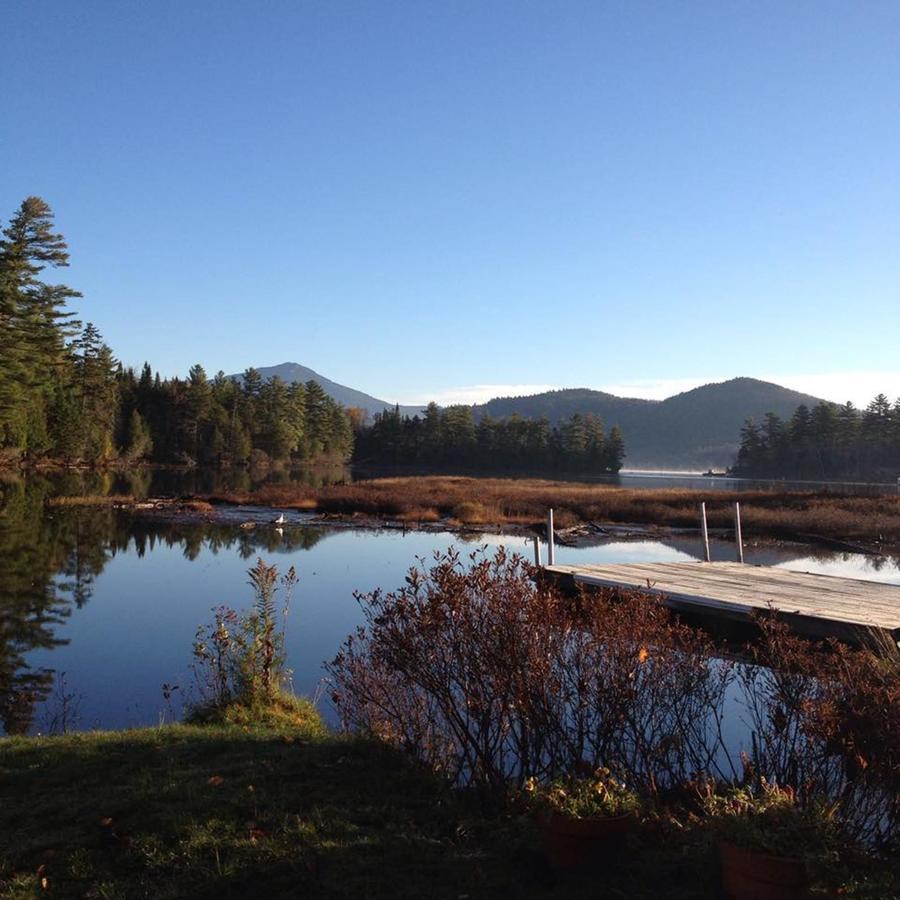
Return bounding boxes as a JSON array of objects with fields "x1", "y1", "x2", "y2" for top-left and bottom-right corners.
[
  {"x1": 537, "y1": 810, "x2": 636, "y2": 867},
  {"x1": 718, "y1": 840, "x2": 809, "y2": 900}
]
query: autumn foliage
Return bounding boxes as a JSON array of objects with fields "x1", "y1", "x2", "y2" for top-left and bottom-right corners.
[{"x1": 328, "y1": 548, "x2": 899, "y2": 851}]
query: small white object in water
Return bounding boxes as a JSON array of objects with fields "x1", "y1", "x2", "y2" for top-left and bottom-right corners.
[{"x1": 273, "y1": 513, "x2": 285, "y2": 525}]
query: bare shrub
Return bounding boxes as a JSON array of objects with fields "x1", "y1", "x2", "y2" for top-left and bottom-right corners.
[
  {"x1": 328, "y1": 548, "x2": 735, "y2": 799},
  {"x1": 191, "y1": 559, "x2": 297, "y2": 712},
  {"x1": 328, "y1": 548, "x2": 899, "y2": 850},
  {"x1": 739, "y1": 618, "x2": 900, "y2": 850}
]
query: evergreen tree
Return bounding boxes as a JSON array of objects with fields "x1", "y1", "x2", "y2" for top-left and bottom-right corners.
[
  {"x1": 0, "y1": 197, "x2": 81, "y2": 451},
  {"x1": 124, "y1": 410, "x2": 153, "y2": 462},
  {"x1": 603, "y1": 426, "x2": 626, "y2": 473},
  {"x1": 732, "y1": 393, "x2": 899, "y2": 481}
]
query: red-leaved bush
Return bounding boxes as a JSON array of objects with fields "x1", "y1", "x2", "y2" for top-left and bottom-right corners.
[{"x1": 327, "y1": 547, "x2": 898, "y2": 850}]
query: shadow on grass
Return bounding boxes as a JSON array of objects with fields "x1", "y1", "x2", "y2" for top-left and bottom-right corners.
[
  {"x1": 0, "y1": 719, "x2": 720, "y2": 899},
  {"x1": 0, "y1": 723, "x2": 504, "y2": 898}
]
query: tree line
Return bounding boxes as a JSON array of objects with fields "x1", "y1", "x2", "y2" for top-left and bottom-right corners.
[
  {"x1": 0, "y1": 197, "x2": 353, "y2": 467},
  {"x1": 732, "y1": 396, "x2": 900, "y2": 481},
  {"x1": 1, "y1": 196, "x2": 626, "y2": 474},
  {"x1": 353, "y1": 402, "x2": 626, "y2": 473}
]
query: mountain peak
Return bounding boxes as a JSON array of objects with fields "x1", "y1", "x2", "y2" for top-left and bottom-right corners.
[
  {"x1": 230, "y1": 362, "x2": 424, "y2": 419},
  {"x1": 233, "y1": 364, "x2": 827, "y2": 469},
  {"x1": 472, "y1": 378, "x2": 824, "y2": 468}
]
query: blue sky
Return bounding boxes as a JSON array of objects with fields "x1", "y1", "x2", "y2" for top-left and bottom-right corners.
[{"x1": 3, "y1": 1, "x2": 899, "y2": 406}]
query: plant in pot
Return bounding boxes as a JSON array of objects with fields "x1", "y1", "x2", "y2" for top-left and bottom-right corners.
[
  {"x1": 704, "y1": 780, "x2": 839, "y2": 900},
  {"x1": 522, "y1": 768, "x2": 641, "y2": 868}
]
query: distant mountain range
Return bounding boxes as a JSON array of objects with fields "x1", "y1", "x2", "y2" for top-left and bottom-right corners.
[
  {"x1": 238, "y1": 364, "x2": 823, "y2": 469},
  {"x1": 472, "y1": 379, "x2": 824, "y2": 468}
]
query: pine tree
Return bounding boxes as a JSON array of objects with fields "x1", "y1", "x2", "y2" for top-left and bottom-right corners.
[
  {"x1": 124, "y1": 410, "x2": 153, "y2": 462},
  {"x1": 603, "y1": 426, "x2": 625, "y2": 473},
  {"x1": 0, "y1": 197, "x2": 81, "y2": 452},
  {"x1": 73, "y1": 323, "x2": 118, "y2": 461}
]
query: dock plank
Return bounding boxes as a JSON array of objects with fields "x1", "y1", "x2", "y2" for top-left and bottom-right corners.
[{"x1": 544, "y1": 562, "x2": 900, "y2": 642}]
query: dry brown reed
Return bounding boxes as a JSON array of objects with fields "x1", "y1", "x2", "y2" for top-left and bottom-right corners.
[
  {"x1": 46, "y1": 494, "x2": 134, "y2": 507},
  {"x1": 207, "y1": 477, "x2": 900, "y2": 546}
]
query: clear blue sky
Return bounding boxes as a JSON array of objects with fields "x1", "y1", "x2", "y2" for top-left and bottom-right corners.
[{"x1": 3, "y1": 1, "x2": 899, "y2": 405}]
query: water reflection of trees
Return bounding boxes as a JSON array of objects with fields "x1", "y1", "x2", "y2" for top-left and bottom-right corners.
[
  {"x1": 1, "y1": 477, "x2": 76, "y2": 733},
  {"x1": 0, "y1": 475, "x2": 330, "y2": 734},
  {"x1": 126, "y1": 520, "x2": 327, "y2": 561},
  {"x1": 118, "y1": 463, "x2": 351, "y2": 498}
]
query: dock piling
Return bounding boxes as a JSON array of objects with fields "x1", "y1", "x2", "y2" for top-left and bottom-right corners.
[
  {"x1": 700, "y1": 502, "x2": 711, "y2": 562},
  {"x1": 734, "y1": 502, "x2": 744, "y2": 563},
  {"x1": 547, "y1": 509, "x2": 556, "y2": 566},
  {"x1": 532, "y1": 535, "x2": 542, "y2": 567}
]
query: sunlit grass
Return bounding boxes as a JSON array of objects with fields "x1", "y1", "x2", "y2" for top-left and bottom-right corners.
[{"x1": 205, "y1": 477, "x2": 900, "y2": 546}]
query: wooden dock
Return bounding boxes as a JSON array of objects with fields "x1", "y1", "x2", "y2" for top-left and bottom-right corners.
[{"x1": 544, "y1": 561, "x2": 900, "y2": 645}]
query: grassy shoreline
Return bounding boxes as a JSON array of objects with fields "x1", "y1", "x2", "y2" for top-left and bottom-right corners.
[
  {"x1": 110, "y1": 476, "x2": 900, "y2": 550},
  {"x1": 1, "y1": 709, "x2": 718, "y2": 899},
  {"x1": 3, "y1": 710, "x2": 895, "y2": 898}
]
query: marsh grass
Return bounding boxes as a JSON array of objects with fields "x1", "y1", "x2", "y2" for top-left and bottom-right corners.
[
  {"x1": 206, "y1": 477, "x2": 900, "y2": 546},
  {"x1": 45, "y1": 494, "x2": 134, "y2": 507}
]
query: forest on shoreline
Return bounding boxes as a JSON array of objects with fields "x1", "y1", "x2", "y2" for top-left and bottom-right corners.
[
  {"x1": 355, "y1": 403, "x2": 625, "y2": 473},
  {"x1": 0, "y1": 198, "x2": 354, "y2": 469},
  {"x1": 0, "y1": 197, "x2": 626, "y2": 477},
  {"x1": 732, "y1": 398, "x2": 900, "y2": 482},
  {"x1": 11, "y1": 194, "x2": 898, "y2": 485}
]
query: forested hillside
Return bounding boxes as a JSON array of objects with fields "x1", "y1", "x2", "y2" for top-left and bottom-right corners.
[
  {"x1": 353, "y1": 403, "x2": 625, "y2": 473},
  {"x1": 732, "y1": 397, "x2": 900, "y2": 481},
  {"x1": 0, "y1": 197, "x2": 353, "y2": 467},
  {"x1": 473, "y1": 379, "x2": 825, "y2": 468}
]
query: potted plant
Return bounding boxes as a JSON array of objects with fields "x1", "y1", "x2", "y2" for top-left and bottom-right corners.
[
  {"x1": 704, "y1": 780, "x2": 839, "y2": 900},
  {"x1": 522, "y1": 768, "x2": 640, "y2": 867}
]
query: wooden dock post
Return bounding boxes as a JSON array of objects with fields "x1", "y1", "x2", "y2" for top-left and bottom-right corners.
[
  {"x1": 532, "y1": 535, "x2": 542, "y2": 567},
  {"x1": 700, "y1": 502, "x2": 711, "y2": 562},
  {"x1": 547, "y1": 509, "x2": 556, "y2": 566},
  {"x1": 734, "y1": 502, "x2": 744, "y2": 564}
]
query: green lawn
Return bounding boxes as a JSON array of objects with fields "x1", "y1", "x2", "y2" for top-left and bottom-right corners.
[{"x1": 1, "y1": 705, "x2": 892, "y2": 898}]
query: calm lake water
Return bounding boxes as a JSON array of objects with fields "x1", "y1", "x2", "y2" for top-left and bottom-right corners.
[{"x1": 2, "y1": 472, "x2": 899, "y2": 736}]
